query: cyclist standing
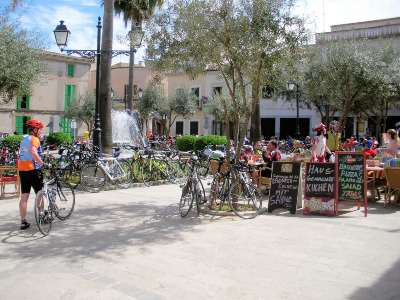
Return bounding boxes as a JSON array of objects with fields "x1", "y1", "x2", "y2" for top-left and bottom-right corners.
[
  {"x1": 326, "y1": 120, "x2": 342, "y2": 161},
  {"x1": 18, "y1": 120, "x2": 45, "y2": 230}
]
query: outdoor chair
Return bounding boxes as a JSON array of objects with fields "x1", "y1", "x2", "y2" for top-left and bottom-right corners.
[
  {"x1": 384, "y1": 168, "x2": 400, "y2": 207},
  {"x1": 258, "y1": 167, "x2": 272, "y2": 194}
]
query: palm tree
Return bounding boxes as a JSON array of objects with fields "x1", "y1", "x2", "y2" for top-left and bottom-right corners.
[
  {"x1": 113, "y1": 0, "x2": 163, "y2": 110},
  {"x1": 99, "y1": 0, "x2": 115, "y2": 154},
  {"x1": 12, "y1": 0, "x2": 23, "y2": 11}
]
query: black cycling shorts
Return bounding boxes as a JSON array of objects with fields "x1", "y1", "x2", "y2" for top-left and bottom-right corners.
[{"x1": 19, "y1": 169, "x2": 44, "y2": 194}]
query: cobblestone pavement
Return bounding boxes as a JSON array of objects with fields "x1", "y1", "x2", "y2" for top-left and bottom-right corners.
[{"x1": 1, "y1": 182, "x2": 400, "y2": 299}]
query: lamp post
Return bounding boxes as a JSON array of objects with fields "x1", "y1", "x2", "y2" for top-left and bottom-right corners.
[
  {"x1": 53, "y1": 18, "x2": 143, "y2": 149},
  {"x1": 127, "y1": 22, "x2": 145, "y2": 110},
  {"x1": 287, "y1": 79, "x2": 300, "y2": 139}
]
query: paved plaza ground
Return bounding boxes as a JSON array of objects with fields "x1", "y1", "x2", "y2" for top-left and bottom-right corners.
[{"x1": 0, "y1": 181, "x2": 400, "y2": 299}]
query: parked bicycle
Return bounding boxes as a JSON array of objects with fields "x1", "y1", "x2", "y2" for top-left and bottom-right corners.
[
  {"x1": 209, "y1": 158, "x2": 263, "y2": 219},
  {"x1": 34, "y1": 165, "x2": 75, "y2": 236},
  {"x1": 80, "y1": 147, "x2": 133, "y2": 193},
  {"x1": 179, "y1": 153, "x2": 206, "y2": 217}
]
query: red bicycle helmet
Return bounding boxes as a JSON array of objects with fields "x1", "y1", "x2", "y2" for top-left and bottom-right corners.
[
  {"x1": 312, "y1": 123, "x2": 326, "y2": 132},
  {"x1": 26, "y1": 120, "x2": 44, "y2": 129}
]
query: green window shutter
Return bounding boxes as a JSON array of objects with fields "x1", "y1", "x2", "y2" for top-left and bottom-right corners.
[
  {"x1": 25, "y1": 93, "x2": 30, "y2": 109},
  {"x1": 17, "y1": 96, "x2": 21, "y2": 108},
  {"x1": 65, "y1": 85, "x2": 76, "y2": 110},
  {"x1": 15, "y1": 116, "x2": 24, "y2": 134},
  {"x1": 68, "y1": 64, "x2": 74, "y2": 77},
  {"x1": 61, "y1": 116, "x2": 72, "y2": 137}
]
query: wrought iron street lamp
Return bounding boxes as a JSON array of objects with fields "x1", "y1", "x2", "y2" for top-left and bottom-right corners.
[
  {"x1": 287, "y1": 79, "x2": 300, "y2": 139},
  {"x1": 53, "y1": 17, "x2": 141, "y2": 149}
]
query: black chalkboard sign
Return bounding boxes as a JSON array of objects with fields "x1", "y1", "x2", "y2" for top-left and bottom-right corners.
[
  {"x1": 305, "y1": 163, "x2": 335, "y2": 198},
  {"x1": 336, "y1": 152, "x2": 367, "y2": 216},
  {"x1": 268, "y1": 162, "x2": 301, "y2": 214}
]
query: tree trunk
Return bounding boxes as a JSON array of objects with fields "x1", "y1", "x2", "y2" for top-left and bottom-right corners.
[
  {"x1": 99, "y1": 0, "x2": 114, "y2": 154},
  {"x1": 126, "y1": 22, "x2": 135, "y2": 110},
  {"x1": 250, "y1": 101, "x2": 261, "y2": 144}
]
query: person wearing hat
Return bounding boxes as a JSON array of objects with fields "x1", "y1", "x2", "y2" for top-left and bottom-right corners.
[
  {"x1": 326, "y1": 120, "x2": 342, "y2": 160},
  {"x1": 292, "y1": 140, "x2": 303, "y2": 154},
  {"x1": 362, "y1": 139, "x2": 377, "y2": 159},
  {"x1": 18, "y1": 120, "x2": 45, "y2": 230},
  {"x1": 312, "y1": 123, "x2": 331, "y2": 162}
]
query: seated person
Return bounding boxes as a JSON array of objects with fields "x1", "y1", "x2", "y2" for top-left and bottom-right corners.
[
  {"x1": 292, "y1": 140, "x2": 303, "y2": 154},
  {"x1": 254, "y1": 141, "x2": 263, "y2": 155},
  {"x1": 241, "y1": 145, "x2": 259, "y2": 185},
  {"x1": 261, "y1": 140, "x2": 282, "y2": 178},
  {"x1": 363, "y1": 140, "x2": 377, "y2": 159}
]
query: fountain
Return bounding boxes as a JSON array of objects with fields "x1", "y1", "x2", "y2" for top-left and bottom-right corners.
[{"x1": 112, "y1": 110, "x2": 146, "y2": 158}]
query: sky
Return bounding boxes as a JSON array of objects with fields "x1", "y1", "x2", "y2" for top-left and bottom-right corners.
[{"x1": 2, "y1": 0, "x2": 400, "y2": 65}]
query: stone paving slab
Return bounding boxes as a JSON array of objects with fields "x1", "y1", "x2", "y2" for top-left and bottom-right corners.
[{"x1": 0, "y1": 182, "x2": 400, "y2": 299}]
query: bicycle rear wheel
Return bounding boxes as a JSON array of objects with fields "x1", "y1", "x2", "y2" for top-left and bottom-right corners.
[
  {"x1": 228, "y1": 181, "x2": 262, "y2": 219},
  {"x1": 80, "y1": 163, "x2": 107, "y2": 193},
  {"x1": 115, "y1": 160, "x2": 133, "y2": 189},
  {"x1": 55, "y1": 181, "x2": 75, "y2": 220},
  {"x1": 179, "y1": 181, "x2": 194, "y2": 217},
  {"x1": 34, "y1": 190, "x2": 52, "y2": 236},
  {"x1": 141, "y1": 160, "x2": 159, "y2": 187}
]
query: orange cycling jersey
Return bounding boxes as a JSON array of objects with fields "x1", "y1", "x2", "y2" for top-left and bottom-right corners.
[{"x1": 18, "y1": 134, "x2": 42, "y2": 171}]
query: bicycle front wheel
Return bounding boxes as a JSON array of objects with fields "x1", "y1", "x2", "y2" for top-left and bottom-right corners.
[
  {"x1": 34, "y1": 190, "x2": 52, "y2": 236},
  {"x1": 228, "y1": 181, "x2": 262, "y2": 219},
  {"x1": 55, "y1": 181, "x2": 75, "y2": 220},
  {"x1": 80, "y1": 163, "x2": 107, "y2": 193},
  {"x1": 179, "y1": 181, "x2": 194, "y2": 217},
  {"x1": 115, "y1": 160, "x2": 133, "y2": 189}
]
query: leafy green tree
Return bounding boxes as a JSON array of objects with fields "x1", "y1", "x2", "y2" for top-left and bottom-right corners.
[
  {"x1": 65, "y1": 90, "x2": 96, "y2": 132},
  {"x1": 302, "y1": 38, "x2": 400, "y2": 140},
  {"x1": 134, "y1": 81, "x2": 166, "y2": 133},
  {"x1": 159, "y1": 87, "x2": 198, "y2": 137},
  {"x1": 146, "y1": 0, "x2": 308, "y2": 162},
  {"x1": 0, "y1": 7, "x2": 47, "y2": 103}
]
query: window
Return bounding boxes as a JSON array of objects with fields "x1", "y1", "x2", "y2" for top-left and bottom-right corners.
[
  {"x1": 190, "y1": 121, "x2": 199, "y2": 135},
  {"x1": 61, "y1": 116, "x2": 72, "y2": 137},
  {"x1": 191, "y1": 87, "x2": 201, "y2": 109},
  {"x1": 176, "y1": 121, "x2": 184, "y2": 135},
  {"x1": 65, "y1": 85, "x2": 76, "y2": 110},
  {"x1": 17, "y1": 89, "x2": 30, "y2": 109},
  {"x1": 68, "y1": 64, "x2": 74, "y2": 77},
  {"x1": 213, "y1": 86, "x2": 222, "y2": 97}
]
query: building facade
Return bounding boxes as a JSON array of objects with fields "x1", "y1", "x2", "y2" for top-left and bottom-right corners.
[{"x1": 0, "y1": 51, "x2": 92, "y2": 138}]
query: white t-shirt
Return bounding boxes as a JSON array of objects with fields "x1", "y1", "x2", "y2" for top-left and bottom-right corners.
[{"x1": 313, "y1": 135, "x2": 326, "y2": 157}]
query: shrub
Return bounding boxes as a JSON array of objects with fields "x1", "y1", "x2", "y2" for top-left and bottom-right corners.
[
  {"x1": 193, "y1": 135, "x2": 227, "y2": 154},
  {"x1": 45, "y1": 132, "x2": 72, "y2": 146},
  {"x1": 176, "y1": 135, "x2": 198, "y2": 151},
  {"x1": 0, "y1": 135, "x2": 23, "y2": 149}
]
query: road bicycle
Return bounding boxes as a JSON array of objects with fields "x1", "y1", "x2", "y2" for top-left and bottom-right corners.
[
  {"x1": 119, "y1": 144, "x2": 147, "y2": 182},
  {"x1": 34, "y1": 166, "x2": 75, "y2": 236},
  {"x1": 179, "y1": 154, "x2": 206, "y2": 217},
  {"x1": 80, "y1": 147, "x2": 133, "y2": 193},
  {"x1": 141, "y1": 149, "x2": 177, "y2": 186},
  {"x1": 209, "y1": 158, "x2": 263, "y2": 219}
]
